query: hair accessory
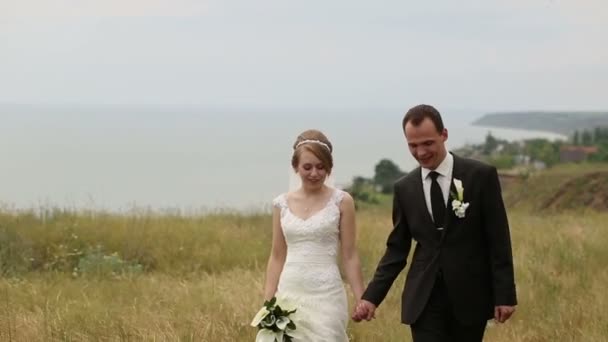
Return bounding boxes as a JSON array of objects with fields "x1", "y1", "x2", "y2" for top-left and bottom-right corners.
[{"x1": 295, "y1": 139, "x2": 331, "y2": 152}]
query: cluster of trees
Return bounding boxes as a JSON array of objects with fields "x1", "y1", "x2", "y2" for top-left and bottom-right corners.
[
  {"x1": 474, "y1": 126, "x2": 608, "y2": 169},
  {"x1": 572, "y1": 127, "x2": 608, "y2": 146},
  {"x1": 572, "y1": 127, "x2": 608, "y2": 162},
  {"x1": 482, "y1": 133, "x2": 519, "y2": 169},
  {"x1": 459, "y1": 133, "x2": 564, "y2": 169},
  {"x1": 346, "y1": 159, "x2": 406, "y2": 205},
  {"x1": 523, "y1": 138, "x2": 562, "y2": 167}
]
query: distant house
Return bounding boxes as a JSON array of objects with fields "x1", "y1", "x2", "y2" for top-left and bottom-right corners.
[
  {"x1": 513, "y1": 154, "x2": 530, "y2": 165},
  {"x1": 512, "y1": 154, "x2": 545, "y2": 169},
  {"x1": 559, "y1": 145, "x2": 599, "y2": 162},
  {"x1": 532, "y1": 160, "x2": 547, "y2": 170}
]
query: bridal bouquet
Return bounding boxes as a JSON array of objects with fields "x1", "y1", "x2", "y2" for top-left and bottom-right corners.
[{"x1": 251, "y1": 295, "x2": 297, "y2": 342}]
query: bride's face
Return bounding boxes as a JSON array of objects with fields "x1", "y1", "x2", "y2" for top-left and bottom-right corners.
[{"x1": 296, "y1": 150, "x2": 328, "y2": 189}]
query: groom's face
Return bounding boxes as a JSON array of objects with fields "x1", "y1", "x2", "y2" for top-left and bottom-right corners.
[{"x1": 404, "y1": 118, "x2": 448, "y2": 170}]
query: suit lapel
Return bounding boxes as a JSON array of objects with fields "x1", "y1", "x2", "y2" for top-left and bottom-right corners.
[{"x1": 441, "y1": 153, "x2": 465, "y2": 241}]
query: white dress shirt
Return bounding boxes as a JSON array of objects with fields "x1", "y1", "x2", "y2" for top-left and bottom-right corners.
[{"x1": 420, "y1": 153, "x2": 454, "y2": 226}]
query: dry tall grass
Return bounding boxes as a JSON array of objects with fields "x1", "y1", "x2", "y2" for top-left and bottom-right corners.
[{"x1": 1, "y1": 203, "x2": 607, "y2": 341}]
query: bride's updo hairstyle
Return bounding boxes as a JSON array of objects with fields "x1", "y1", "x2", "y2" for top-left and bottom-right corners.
[{"x1": 291, "y1": 129, "x2": 334, "y2": 174}]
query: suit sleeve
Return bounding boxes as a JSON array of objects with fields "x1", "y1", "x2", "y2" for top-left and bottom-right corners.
[
  {"x1": 481, "y1": 166, "x2": 517, "y2": 306},
  {"x1": 361, "y1": 184, "x2": 412, "y2": 306}
]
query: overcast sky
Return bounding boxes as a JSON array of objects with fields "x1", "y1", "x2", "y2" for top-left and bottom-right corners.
[{"x1": 1, "y1": 0, "x2": 607, "y2": 111}]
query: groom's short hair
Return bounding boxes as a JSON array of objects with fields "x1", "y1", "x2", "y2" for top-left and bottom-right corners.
[{"x1": 402, "y1": 104, "x2": 445, "y2": 133}]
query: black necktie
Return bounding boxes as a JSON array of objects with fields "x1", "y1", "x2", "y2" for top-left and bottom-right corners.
[{"x1": 429, "y1": 171, "x2": 446, "y2": 229}]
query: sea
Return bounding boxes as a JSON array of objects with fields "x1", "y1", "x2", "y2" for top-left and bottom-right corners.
[{"x1": 0, "y1": 105, "x2": 566, "y2": 213}]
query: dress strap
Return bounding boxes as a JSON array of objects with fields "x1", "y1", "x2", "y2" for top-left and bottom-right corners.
[
  {"x1": 272, "y1": 193, "x2": 288, "y2": 209},
  {"x1": 332, "y1": 188, "x2": 345, "y2": 206}
]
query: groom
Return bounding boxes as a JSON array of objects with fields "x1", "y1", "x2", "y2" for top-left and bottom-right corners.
[{"x1": 353, "y1": 105, "x2": 517, "y2": 341}]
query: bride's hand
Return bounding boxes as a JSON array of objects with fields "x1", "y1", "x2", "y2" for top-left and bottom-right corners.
[{"x1": 352, "y1": 300, "x2": 376, "y2": 322}]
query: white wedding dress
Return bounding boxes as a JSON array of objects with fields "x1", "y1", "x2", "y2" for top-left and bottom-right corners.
[{"x1": 273, "y1": 188, "x2": 349, "y2": 342}]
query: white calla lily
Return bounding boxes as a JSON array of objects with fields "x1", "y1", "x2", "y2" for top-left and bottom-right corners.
[
  {"x1": 261, "y1": 315, "x2": 276, "y2": 327},
  {"x1": 255, "y1": 329, "x2": 278, "y2": 342},
  {"x1": 453, "y1": 179, "x2": 464, "y2": 199},
  {"x1": 251, "y1": 307, "x2": 270, "y2": 327},
  {"x1": 451, "y1": 179, "x2": 469, "y2": 218},
  {"x1": 276, "y1": 316, "x2": 290, "y2": 330}
]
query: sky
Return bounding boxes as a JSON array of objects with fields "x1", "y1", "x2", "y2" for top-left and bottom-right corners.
[
  {"x1": 1, "y1": 0, "x2": 607, "y2": 111},
  {"x1": 1, "y1": 0, "x2": 601, "y2": 211}
]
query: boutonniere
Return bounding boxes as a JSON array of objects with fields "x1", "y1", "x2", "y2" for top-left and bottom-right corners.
[{"x1": 451, "y1": 178, "x2": 470, "y2": 218}]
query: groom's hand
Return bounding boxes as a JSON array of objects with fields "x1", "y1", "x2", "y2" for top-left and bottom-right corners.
[
  {"x1": 494, "y1": 305, "x2": 515, "y2": 323},
  {"x1": 352, "y1": 300, "x2": 376, "y2": 322}
]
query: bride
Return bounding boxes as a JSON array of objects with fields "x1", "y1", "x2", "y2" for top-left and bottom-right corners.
[{"x1": 261, "y1": 129, "x2": 365, "y2": 341}]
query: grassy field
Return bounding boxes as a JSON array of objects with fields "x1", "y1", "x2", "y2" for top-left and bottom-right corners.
[{"x1": 1, "y1": 164, "x2": 607, "y2": 341}]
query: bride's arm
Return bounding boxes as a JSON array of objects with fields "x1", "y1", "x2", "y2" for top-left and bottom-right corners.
[
  {"x1": 263, "y1": 206, "x2": 287, "y2": 300},
  {"x1": 339, "y1": 193, "x2": 365, "y2": 300}
]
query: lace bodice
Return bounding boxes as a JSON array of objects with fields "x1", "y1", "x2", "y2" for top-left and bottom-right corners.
[
  {"x1": 270, "y1": 188, "x2": 349, "y2": 341},
  {"x1": 273, "y1": 188, "x2": 345, "y2": 264}
]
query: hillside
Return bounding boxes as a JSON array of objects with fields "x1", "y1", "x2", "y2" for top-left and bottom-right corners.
[
  {"x1": 473, "y1": 111, "x2": 608, "y2": 136},
  {"x1": 502, "y1": 163, "x2": 608, "y2": 212}
]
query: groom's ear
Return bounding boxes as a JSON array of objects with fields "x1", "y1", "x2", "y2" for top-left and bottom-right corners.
[{"x1": 441, "y1": 128, "x2": 448, "y2": 141}]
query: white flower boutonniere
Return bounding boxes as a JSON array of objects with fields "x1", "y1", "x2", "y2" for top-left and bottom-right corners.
[{"x1": 451, "y1": 179, "x2": 470, "y2": 218}]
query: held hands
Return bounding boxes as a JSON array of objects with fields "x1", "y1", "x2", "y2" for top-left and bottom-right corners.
[
  {"x1": 352, "y1": 300, "x2": 377, "y2": 322},
  {"x1": 494, "y1": 305, "x2": 515, "y2": 323},
  {"x1": 353, "y1": 302, "x2": 514, "y2": 323}
]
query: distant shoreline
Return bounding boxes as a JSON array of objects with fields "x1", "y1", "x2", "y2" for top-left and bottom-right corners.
[
  {"x1": 472, "y1": 111, "x2": 608, "y2": 137},
  {"x1": 472, "y1": 123, "x2": 568, "y2": 140}
]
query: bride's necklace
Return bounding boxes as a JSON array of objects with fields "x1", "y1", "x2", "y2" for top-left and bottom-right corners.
[
  {"x1": 298, "y1": 187, "x2": 328, "y2": 214},
  {"x1": 301, "y1": 201, "x2": 313, "y2": 212},
  {"x1": 301, "y1": 195, "x2": 324, "y2": 213}
]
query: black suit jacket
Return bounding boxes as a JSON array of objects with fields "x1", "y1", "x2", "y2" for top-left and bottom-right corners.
[{"x1": 361, "y1": 154, "x2": 517, "y2": 325}]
